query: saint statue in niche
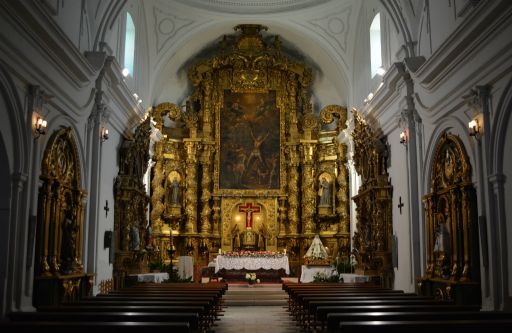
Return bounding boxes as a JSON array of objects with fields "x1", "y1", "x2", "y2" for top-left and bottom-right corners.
[
  {"x1": 318, "y1": 177, "x2": 331, "y2": 207},
  {"x1": 60, "y1": 203, "x2": 78, "y2": 274},
  {"x1": 170, "y1": 178, "x2": 180, "y2": 205},
  {"x1": 433, "y1": 198, "x2": 451, "y2": 278}
]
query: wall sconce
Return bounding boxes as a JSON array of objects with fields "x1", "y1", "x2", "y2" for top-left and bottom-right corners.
[
  {"x1": 101, "y1": 127, "x2": 109, "y2": 142},
  {"x1": 400, "y1": 129, "x2": 408, "y2": 145},
  {"x1": 34, "y1": 116, "x2": 47, "y2": 138},
  {"x1": 468, "y1": 118, "x2": 480, "y2": 137}
]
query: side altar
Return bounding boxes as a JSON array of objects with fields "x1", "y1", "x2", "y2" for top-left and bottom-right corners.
[{"x1": 117, "y1": 25, "x2": 352, "y2": 280}]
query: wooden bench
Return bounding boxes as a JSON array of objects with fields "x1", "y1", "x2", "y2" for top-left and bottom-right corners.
[
  {"x1": 0, "y1": 321, "x2": 190, "y2": 333},
  {"x1": 338, "y1": 319, "x2": 512, "y2": 333},
  {"x1": 315, "y1": 304, "x2": 480, "y2": 331},
  {"x1": 8, "y1": 311, "x2": 200, "y2": 332},
  {"x1": 326, "y1": 311, "x2": 512, "y2": 333}
]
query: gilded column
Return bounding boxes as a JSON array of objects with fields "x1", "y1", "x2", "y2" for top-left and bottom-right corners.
[
  {"x1": 278, "y1": 197, "x2": 287, "y2": 236},
  {"x1": 150, "y1": 143, "x2": 165, "y2": 233},
  {"x1": 286, "y1": 144, "x2": 300, "y2": 234},
  {"x1": 184, "y1": 139, "x2": 199, "y2": 233},
  {"x1": 336, "y1": 143, "x2": 349, "y2": 233},
  {"x1": 200, "y1": 142, "x2": 214, "y2": 234},
  {"x1": 212, "y1": 197, "x2": 221, "y2": 237},
  {"x1": 300, "y1": 141, "x2": 316, "y2": 234}
]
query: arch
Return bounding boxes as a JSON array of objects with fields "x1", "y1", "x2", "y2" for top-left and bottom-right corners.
[
  {"x1": 490, "y1": 76, "x2": 512, "y2": 175},
  {"x1": 123, "y1": 12, "x2": 136, "y2": 76},
  {"x1": 150, "y1": 20, "x2": 351, "y2": 107},
  {"x1": 370, "y1": 13, "x2": 382, "y2": 78},
  {"x1": 0, "y1": 62, "x2": 28, "y2": 175},
  {"x1": 422, "y1": 116, "x2": 478, "y2": 194},
  {"x1": 35, "y1": 128, "x2": 86, "y2": 276},
  {"x1": 0, "y1": 130, "x2": 10, "y2": 316}
]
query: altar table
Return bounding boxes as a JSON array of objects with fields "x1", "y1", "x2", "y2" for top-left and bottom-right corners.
[
  {"x1": 300, "y1": 265, "x2": 370, "y2": 283},
  {"x1": 215, "y1": 255, "x2": 290, "y2": 275},
  {"x1": 131, "y1": 272, "x2": 169, "y2": 283}
]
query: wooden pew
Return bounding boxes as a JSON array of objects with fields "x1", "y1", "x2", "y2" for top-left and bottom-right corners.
[
  {"x1": 8, "y1": 311, "x2": 200, "y2": 332},
  {"x1": 0, "y1": 321, "x2": 190, "y2": 333},
  {"x1": 315, "y1": 304, "x2": 481, "y2": 331},
  {"x1": 338, "y1": 319, "x2": 512, "y2": 333},
  {"x1": 326, "y1": 311, "x2": 512, "y2": 333}
]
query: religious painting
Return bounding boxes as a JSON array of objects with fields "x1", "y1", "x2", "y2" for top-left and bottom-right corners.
[{"x1": 219, "y1": 90, "x2": 280, "y2": 190}]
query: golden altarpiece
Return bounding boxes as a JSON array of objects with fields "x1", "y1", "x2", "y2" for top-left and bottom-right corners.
[
  {"x1": 351, "y1": 111, "x2": 393, "y2": 287},
  {"x1": 417, "y1": 132, "x2": 480, "y2": 305},
  {"x1": 142, "y1": 25, "x2": 351, "y2": 277},
  {"x1": 33, "y1": 128, "x2": 93, "y2": 306}
]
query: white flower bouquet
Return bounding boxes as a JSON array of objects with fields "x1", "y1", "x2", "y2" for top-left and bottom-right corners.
[{"x1": 245, "y1": 272, "x2": 257, "y2": 284}]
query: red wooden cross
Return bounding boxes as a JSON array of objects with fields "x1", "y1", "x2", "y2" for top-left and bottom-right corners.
[{"x1": 238, "y1": 202, "x2": 260, "y2": 229}]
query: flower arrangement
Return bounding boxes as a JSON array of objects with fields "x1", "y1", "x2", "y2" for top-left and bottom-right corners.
[
  {"x1": 223, "y1": 250, "x2": 284, "y2": 258},
  {"x1": 245, "y1": 272, "x2": 259, "y2": 284}
]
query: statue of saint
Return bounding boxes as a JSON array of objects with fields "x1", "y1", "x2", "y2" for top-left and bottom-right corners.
[
  {"x1": 304, "y1": 234, "x2": 328, "y2": 259},
  {"x1": 60, "y1": 206, "x2": 78, "y2": 274},
  {"x1": 318, "y1": 177, "x2": 331, "y2": 207},
  {"x1": 170, "y1": 178, "x2": 180, "y2": 206},
  {"x1": 131, "y1": 225, "x2": 140, "y2": 251}
]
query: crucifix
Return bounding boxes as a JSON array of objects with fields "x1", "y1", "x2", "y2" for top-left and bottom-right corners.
[
  {"x1": 104, "y1": 200, "x2": 110, "y2": 218},
  {"x1": 398, "y1": 196, "x2": 404, "y2": 215},
  {"x1": 238, "y1": 202, "x2": 261, "y2": 229}
]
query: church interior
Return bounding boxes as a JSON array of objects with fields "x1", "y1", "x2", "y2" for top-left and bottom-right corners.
[{"x1": 1, "y1": 0, "x2": 512, "y2": 331}]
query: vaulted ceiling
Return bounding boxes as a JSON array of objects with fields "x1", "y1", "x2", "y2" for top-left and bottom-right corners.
[{"x1": 137, "y1": 0, "x2": 363, "y2": 108}]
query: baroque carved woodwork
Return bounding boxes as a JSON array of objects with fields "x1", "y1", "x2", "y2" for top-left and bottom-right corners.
[
  {"x1": 351, "y1": 111, "x2": 393, "y2": 286},
  {"x1": 113, "y1": 118, "x2": 152, "y2": 287},
  {"x1": 147, "y1": 25, "x2": 351, "y2": 273},
  {"x1": 34, "y1": 128, "x2": 92, "y2": 306},
  {"x1": 418, "y1": 132, "x2": 480, "y2": 305}
]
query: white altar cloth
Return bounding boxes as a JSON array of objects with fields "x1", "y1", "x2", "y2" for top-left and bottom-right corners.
[
  {"x1": 300, "y1": 265, "x2": 335, "y2": 283},
  {"x1": 178, "y1": 256, "x2": 194, "y2": 280},
  {"x1": 300, "y1": 265, "x2": 370, "y2": 283},
  {"x1": 215, "y1": 255, "x2": 290, "y2": 275},
  {"x1": 131, "y1": 272, "x2": 169, "y2": 283}
]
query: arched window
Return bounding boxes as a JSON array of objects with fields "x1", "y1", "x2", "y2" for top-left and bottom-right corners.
[
  {"x1": 370, "y1": 13, "x2": 382, "y2": 78},
  {"x1": 124, "y1": 12, "x2": 135, "y2": 77}
]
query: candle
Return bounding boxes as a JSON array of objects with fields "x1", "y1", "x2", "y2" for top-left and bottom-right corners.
[
  {"x1": 283, "y1": 248, "x2": 286, "y2": 255},
  {"x1": 218, "y1": 248, "x2": 222, "y2": 254}
]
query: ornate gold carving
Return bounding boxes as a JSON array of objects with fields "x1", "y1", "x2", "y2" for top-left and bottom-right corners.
[
  {"x1": 147, "y1": 25, "x2": 351, "y2": 271},
  {"x1": 423, "y1": 132, "x2": 477, "y2": 282},
  {"x1": 351, "y1": 111, "x2": 393, "y2": 286},
  {"x1": 320, "y1": 105, "x2": 348, "y2": 132},
  {"x1": 37, "y1": 128, "x2": 85, "y2": 276}
]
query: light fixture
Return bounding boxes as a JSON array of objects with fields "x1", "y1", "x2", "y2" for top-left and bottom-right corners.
[
  {"x1": 101, "y1": 127, "x2": 109, "y2": 142},
  {"x1": 137, "y1": 99, "x2": 142, "y2": 104},
  {"x1": 400, "y1": 129, "x2": 408, "y2": 145},
  {"x1": 376, "y1": 66, "x2": 386, "y2": 76},
  {"x1": 122, "y1": 68, "x2": 130, "y2": 77},
  {"x1": 34, "y1": 116, "x2": 48, "y2": 138},
  {"x1": 468, "y1": 118, "x2": 480, "y2": 137},
  {"x1": 133, "y1": 93, "x2": 138, "y2": 99},
  {"x1": 367, "y1": 92, "x2": 374, "y2": 101}
]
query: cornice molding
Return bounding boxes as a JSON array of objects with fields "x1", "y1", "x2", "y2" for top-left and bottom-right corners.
[
  {"x1": 412, "y1": 0, "x2": 512, "y2": 91},
  {"x1": 173, "y1": 0, "x2": 333, "y2": 14},
  {"x1": 0, "y1": 1, "x2": 97, "y2": 89}
]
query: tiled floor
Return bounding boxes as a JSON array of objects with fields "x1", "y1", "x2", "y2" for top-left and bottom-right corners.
[{"x1": 213, "y1": 305, "x2": 300, "y2": 333}]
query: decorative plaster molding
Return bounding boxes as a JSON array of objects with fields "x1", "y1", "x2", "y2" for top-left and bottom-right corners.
[
  {"x1": 309, "y1": 6, "x2": 351, "y2": 53},
  {"x1": 173, "y1": 0, "x2": 332, "y2": 14},
  {"x1": 153, "y1": 7, "x2": 194, "y2": 53}
]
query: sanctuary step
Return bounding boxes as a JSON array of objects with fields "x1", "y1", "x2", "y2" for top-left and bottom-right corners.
[{"x1": 224, "y1": 284, "x2": 288, "y2": 306}]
